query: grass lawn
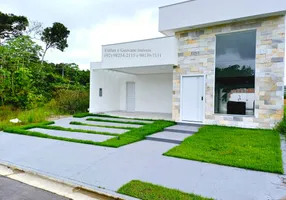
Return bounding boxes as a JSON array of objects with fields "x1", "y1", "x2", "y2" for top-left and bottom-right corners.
[
  {"x1": 0, "y1": 106, "x2": 64, "y2": 131},
  {"x1": 118, "y1": 180, "x2": 213, "y2": 200},
  {"x1": 164, "y1": 125, "x2": 283, "y2": 174}
]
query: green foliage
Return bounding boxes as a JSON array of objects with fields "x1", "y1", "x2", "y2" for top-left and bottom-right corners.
[
  {"x1": 118, "y1": 180, "x2": 213, "y2": 200},
  {"x1": 276, "y1": 120, "x2": 286, "y2": 135},
  {"x1": 41, "y1": 22, "x2": 70, "y2": 62},
  {"x1": 52, "y1": 90, "x2": 89, "y2": 114},
  {"x1": 0, "y1": 35, "x2": 89, "y2": 110},
  {"x1": 164, "y1": 125, "x2": 283, "y2": 174},
  {"x1": 276, "y1": 106, "x2": 286, "y2": 136},
  {"x1": 0, "y1": 11, "x2": 28, "y2": 40},
  {"x1": 0, "y1": 11, "x2": 88, "y2": 111}
]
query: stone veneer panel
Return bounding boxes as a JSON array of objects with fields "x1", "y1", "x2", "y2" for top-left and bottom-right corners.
[{"x1": 173, "y1": 16, "x2": 285, "y2": 129}]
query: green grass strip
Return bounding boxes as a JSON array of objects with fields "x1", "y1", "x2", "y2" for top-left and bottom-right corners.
[
  {"x1": 70, "y1": 121, "x2": 136, "y2": 130},
  {"x1": 86, "y1": 118, "x2": 148, "y2": 125},
  {"x1": 118, "y1": 180, "x2": 213, "y2": 200},
  {"x1": 20, "y1": 121, "x2": 55, "y2": 130},
  {"x1": 74, "y1": 113, "x2": 154, "y2": 121},
  {"x1": 164, "y1": 125, "x2": 283, "y2": 174},
  {"x1": 4, "y1": 127, "x2": 103, "y2": 146}
]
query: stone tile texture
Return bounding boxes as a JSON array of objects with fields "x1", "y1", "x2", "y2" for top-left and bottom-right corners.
[{"x1": 173, "y1": 16, "x2": 286, "y2": 129}]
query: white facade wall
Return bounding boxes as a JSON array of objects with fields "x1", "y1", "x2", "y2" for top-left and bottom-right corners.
[
  {"x1": 101, "y1": 36, "x2": 178, "y2": 69},
  {"x1": 90, "y1": 69, "x2": 172, "y2": 114},
  {"x1": 89, "y1": 70, "x2": 123, "y2": 113}
]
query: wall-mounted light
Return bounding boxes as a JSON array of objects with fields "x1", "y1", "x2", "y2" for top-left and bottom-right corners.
[{"x1": 99, "y1": 88, "x2": 102, "y2": 97}]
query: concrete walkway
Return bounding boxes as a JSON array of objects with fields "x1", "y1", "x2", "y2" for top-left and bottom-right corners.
[
  {"x1": 0, "y1": 131, "x2": 286, "y2": 200},
  {"x1": 146, "y1": 124, "x2": 199, "y2": 144}
]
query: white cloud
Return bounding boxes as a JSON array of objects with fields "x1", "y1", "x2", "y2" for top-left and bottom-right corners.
[
  {"x1": 0, "y1": 0, "x2": 182, "y2": 70},
  {"x1": 45, "y1": 8, "x2": 163, "y2": 70}
]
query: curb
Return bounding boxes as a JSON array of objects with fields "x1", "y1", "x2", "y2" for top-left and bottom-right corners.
[{"x1": 0, "y1": 162, "x2": 136, "y2": 200}]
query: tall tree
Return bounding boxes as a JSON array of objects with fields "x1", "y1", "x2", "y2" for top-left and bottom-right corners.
[
  {"x1": 25, "y1": 20, "x2": 43, "y2": 40},
  {"x1": 40, "y1": 22, "x2": 70, "y2": 63},
  {"x1": 0, "y1": 11, "x2": 28, "y2": 43}
]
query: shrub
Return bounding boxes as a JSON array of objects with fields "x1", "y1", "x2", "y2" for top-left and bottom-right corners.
[
  {"x1": 277, "y1": 119, "x2": 286, "y2": 136},
  {"x1": 276, "y1": 106, "x2": 286, "y2": 136},
  {"x1": 52, "y1": 89, "x2": 89, "y2": 114}
]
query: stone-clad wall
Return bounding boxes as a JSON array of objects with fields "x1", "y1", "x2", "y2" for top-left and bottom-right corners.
[{"x1": 173, "y1": 16, "x2": 285, "y2": 128}]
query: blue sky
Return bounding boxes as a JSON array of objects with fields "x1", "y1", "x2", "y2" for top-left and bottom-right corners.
[{"x1": 1, "y1": 0, "x2": 183, "y2": 69}]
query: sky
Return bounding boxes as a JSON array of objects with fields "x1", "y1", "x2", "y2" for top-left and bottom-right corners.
[{"x1": 0, "y1": 0, "x2": 183, "y2": 70}]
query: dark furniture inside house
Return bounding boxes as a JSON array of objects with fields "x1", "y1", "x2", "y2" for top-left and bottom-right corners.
[{"x1": 227, "y1": 101, "x2": 246, "y2": 115}]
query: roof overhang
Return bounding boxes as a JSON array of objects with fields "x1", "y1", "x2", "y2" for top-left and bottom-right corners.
[{"x1": 159, "y1": 0, "x2": 286, "y2": 36}]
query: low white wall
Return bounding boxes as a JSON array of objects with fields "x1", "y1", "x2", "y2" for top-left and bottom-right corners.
[{"x1": 90, "y1": 69, "x2": 172, "y2": 114}]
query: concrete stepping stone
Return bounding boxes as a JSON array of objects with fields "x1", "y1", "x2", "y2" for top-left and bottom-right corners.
[
  {"x1": 164, "y1": 124, "x2": 200, "y2": 134},
  {"x1": 146, "y1": 131, "x2": 193, "y2": 144},
  {"x1": 29, "y1": 128, "x2": 114, "y2": 142},
  {"x1": 84, "y1": 117, "x2": 153, "y2": 124},
  {"x1": 78, "y1": 120, "x2": 142, "y2": 128},
  {"x1": 52, "y1": 124, "x2": 128, "y2": 135}
]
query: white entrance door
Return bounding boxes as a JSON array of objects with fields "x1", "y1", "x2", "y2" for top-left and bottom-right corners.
[
  {"x1": 126, "y1": 82, "x2": 135, "y2": 112},
  {"x1": 181, "y1": 76, "x2": 204, "y2": 122}
]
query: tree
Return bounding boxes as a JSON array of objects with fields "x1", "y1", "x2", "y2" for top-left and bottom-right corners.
[
  {"x1": 40, "y1": 22, "x2": 70, "y2": 63},
  {"x1": 0, "y1": 11, "x2": 28, "y2": 43},
  {"x1": 6, "y1": 35, "x2": 42, "y2": 68},
  {"x1": 0, "y1": 68, "x2": 10, "y2": 106},
  {"x1": 25, "y1": 20, "x2": 43, "y2": 40}
]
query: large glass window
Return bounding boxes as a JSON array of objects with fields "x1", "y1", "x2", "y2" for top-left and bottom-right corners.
[{"x1": 215, "y1": 30, "x2": 256, "y2": 115}]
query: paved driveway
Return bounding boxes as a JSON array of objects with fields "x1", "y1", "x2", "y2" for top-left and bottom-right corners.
[
  {"x1": 0, "y1": 175, "x2": 69, "y2": 200},
  {"x1": 0, "y1": 131, "x2": 286, "y2": 200}
]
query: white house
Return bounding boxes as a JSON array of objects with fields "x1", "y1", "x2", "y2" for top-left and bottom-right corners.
[{"x1": 90, "y1": 0, "x2": 286, "y2": 129}]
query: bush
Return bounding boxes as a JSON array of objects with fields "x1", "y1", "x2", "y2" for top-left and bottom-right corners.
[
  {"x1": 277, "y1": 119, "x2": 286, "y2": 136},
  {"x1": 52, "y1": 90, "x2": 89, "y2": 114},
  {"x1": 276, "y1": 106, "x2": 286, "y2": 135}
]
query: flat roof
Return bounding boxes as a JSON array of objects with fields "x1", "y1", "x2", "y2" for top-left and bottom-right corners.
[
  {"x1": 102, "y1": 36, "x2": 174, "y2": 47},
  {"x1": 159, "y1": 0, "x2": 196, "y2": 9}
]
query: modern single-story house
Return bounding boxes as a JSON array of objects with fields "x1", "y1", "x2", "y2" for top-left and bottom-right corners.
[{"x1": 90, "y1": 0, "x2": 286, "y2": 129}]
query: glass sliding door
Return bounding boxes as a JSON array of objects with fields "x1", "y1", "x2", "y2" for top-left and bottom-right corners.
[{"x1": 215, "y1": 30, "x2": 256, "y2": 115}]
